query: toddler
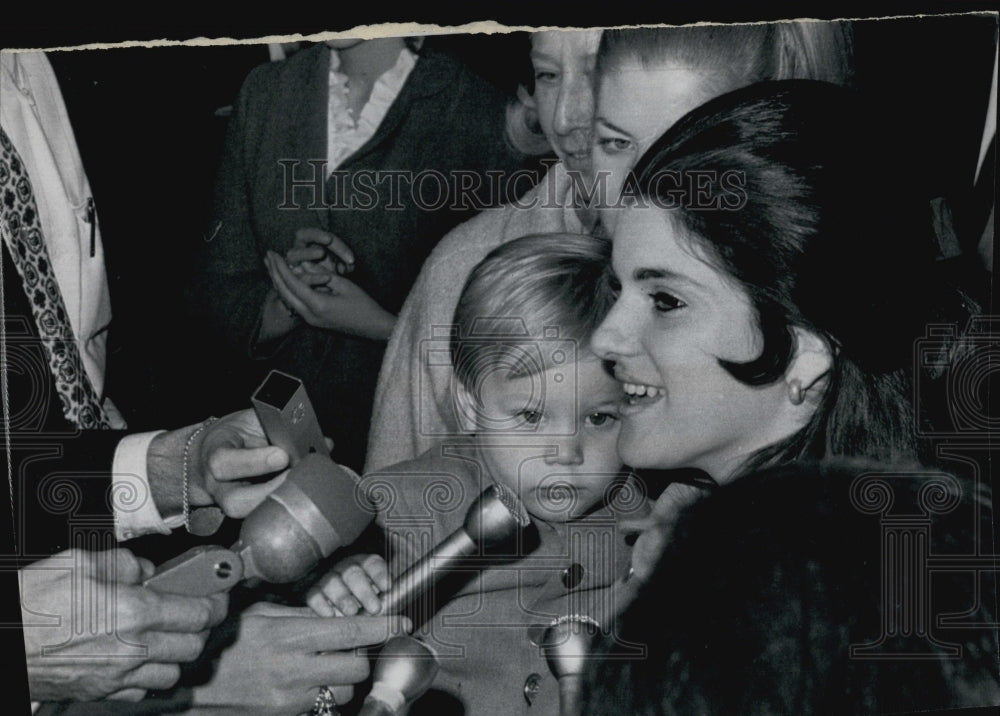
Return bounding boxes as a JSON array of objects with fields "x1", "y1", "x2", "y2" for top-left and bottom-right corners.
[{"x1": 308, "y1": 233, "x2": 642, "y2": 715}]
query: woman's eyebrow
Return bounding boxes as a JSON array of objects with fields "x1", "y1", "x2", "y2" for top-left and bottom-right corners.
[
  {"x1": 634, "y1": 267, "x2": 706, "y2": 291},
  {"x1": 529, "y1": 51, "x2": 557, "y2": 65},
  {"x1": 595, "y1": 117, "x2": 632, "y2": 136}
]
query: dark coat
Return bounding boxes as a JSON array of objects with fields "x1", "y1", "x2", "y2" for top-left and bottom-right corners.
[{"x1": 188, "y1": 44, "x2": 527, "y2": 471}]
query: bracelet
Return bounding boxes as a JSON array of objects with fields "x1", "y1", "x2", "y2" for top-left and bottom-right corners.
[{"x1": 182, "y1": 417, "x2": 219, "y2": 532}]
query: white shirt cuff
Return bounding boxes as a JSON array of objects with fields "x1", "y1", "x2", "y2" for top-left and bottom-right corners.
[{"x1": 111, "y1": 430, "x2": 185, "y2": 541}]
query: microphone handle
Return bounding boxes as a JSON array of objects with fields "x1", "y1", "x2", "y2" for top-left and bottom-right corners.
[
  {"x1": 559, "y1": 674, "x2": 584, "y2": 716},
  {"x1": 380, "y1": 529, "x2": 476, "y2": 615},
  {"x1": 357, "y1": 699, "x2": 396, "y2": 716}
]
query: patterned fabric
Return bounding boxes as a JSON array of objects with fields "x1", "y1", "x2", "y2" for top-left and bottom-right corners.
[{"x1": 0, "y1": 126, "x2": 109, "y2": 429}]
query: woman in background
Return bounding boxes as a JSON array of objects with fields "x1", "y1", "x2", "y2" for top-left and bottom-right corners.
[
  {"x1": 188, "y1": 35, "x2": 527, "y2": 471},
  {"x1": 366, "y1": 21, "x2": 854, "y2": 473}
]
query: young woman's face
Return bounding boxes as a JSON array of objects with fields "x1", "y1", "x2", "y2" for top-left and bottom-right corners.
[
  {"x1": 593, "y1": 60, "x2": 723, "y2": 232},
  {"x1": 591, "y1": 207, "x2": 792, "y2": 482},
  {"x1": 530, "y1": 30, "x2": 602, "y2": 175}
]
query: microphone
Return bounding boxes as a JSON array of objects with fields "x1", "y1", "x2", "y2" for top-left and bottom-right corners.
[
  {"x1": 144, "y1": 371, "x2": 375, "y2": 595},
  {"x1": 357, "y1": 636, "x2": 439, "y2": 716},
  {"x1": 379, "y1": 483, "x2": 531, "y2": 616},
  {"x1": 233, "y1": 452, "x2": 373, "y2": 583},
  {"x1": 144, "y1": 453, "x2": 375, "y2": 594},
  {"x1": 532, "y1": 615, "x2": 601, "y2": 716}
]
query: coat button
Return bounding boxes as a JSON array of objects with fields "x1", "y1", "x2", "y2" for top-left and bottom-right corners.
[
  {"x1": 523, "y1": 672, "x2": 542, "y2": 705},
  {"x1": 562, "y1": 562, "x2": 584, "y2": 589}
]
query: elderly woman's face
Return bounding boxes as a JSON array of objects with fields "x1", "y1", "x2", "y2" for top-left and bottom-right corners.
[
  {"x1": 590, "y1": 207, "x2": 791, "y2": 482},
  {"x1": 529, "y1": 30, "x2": 602, "y2": 175},
  {"x1": 593, "y1": 61, "x2": 723, "y2": 233}
]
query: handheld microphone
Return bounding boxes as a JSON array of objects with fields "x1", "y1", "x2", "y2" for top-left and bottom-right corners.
[
  {"x1": 379, "y1": 483, "x2": 531, "y2": 616},
  {"x1": 357, "y1": 636, "x2": 439, "y2": 716},
  {"x1": 144, "y1": 371, "x2": 375, "y2": 595},
  {"x1": 531, "y1": 615, "x2": 601, "y2": 716}
]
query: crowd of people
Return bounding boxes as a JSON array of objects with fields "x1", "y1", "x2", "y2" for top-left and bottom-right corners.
[{"x1": 2, "y1": 18, "x2": 997, "y2": 716}]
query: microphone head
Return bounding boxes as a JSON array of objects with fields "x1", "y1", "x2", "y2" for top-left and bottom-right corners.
[
  {"x1": 463, "y1": 483, "x2": 531, "y2": 549},
  {"x1": 236, "y1": 453, "x2": 375, "y2": 583},
  {"x1": 536, "y1": 615, "x2": 601, "y2": 680},
  {"x1": 370, "y1": 635, "x2": 440, "y2": 704}
]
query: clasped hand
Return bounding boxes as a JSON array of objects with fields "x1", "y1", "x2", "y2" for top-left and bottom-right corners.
[{"x1": 264, "y1": 228, "x2": 396, "y2": 341}]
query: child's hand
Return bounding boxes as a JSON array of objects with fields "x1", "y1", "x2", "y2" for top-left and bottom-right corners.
[{"x1": 306, "y1": 554, "x2": 390, "y2": 617}]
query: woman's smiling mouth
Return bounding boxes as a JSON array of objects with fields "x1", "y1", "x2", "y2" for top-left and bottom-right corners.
[
  {"x1": 623, "y1": 382, "x2": 665, "y2": 399},
  {"x1": 616, "y1": 376, "x2": 666, "y2": 414}
]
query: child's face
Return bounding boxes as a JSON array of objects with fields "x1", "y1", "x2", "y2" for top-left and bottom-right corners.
[{"x1": 461, "y1": 355, "x2": 626, "y2": 523}]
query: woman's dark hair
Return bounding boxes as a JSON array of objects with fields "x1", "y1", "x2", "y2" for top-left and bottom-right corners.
[
  {"x1": 626, "y1": 80, "x2": 976, "y2": 472},
  {"x1": 582, "y1": 461, "x2": 1000, "y2": 714}
]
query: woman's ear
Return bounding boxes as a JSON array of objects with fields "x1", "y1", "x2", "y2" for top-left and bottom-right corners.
[
  {"x1": 453, "y1": 381, "x2": 480, "y2": 434},
  {"x1": 785, "y1": 327, "x2": 834, "y2": 406}
]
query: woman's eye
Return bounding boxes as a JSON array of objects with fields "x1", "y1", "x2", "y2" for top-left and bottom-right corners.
[
  {"x1": 519, "y1": 410, "x2": 543, "y2": 425},
  {"x1": 534, "y1": 70, "x2": 558, "y2": 83},
  {"x1": 597, "y1": 136, "x2": 634, "y2": 154},
  {"x1": 652, "y1": 291, "x2": 685, "y2": 313},
  {"x1": 586, "y1": 412, "x2": 619, "y2": 427}
]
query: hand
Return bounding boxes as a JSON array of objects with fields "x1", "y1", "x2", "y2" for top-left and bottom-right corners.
[
  {"x1": 285, "y1": 227, "x2": 356, "y2": 280},
  {"x1": 189, "y1": 409, "x2": 292, "y2": 518},
  {"x1": 621, "y1": 482, "x2": 707, "y2": 584},
  {"x1": 264, "y1": 251, "x2": 396, "y2": 341},
  {"x1": 147, "y1": 410, "x2": 291, "y2": 522},
  {"x1": 20, "y1": 548, "x2": 227, "y2": 703},
  {"x1": 306, "y1": 554, "x2": 390, "y2": 617},
  {"x1": 187, "y1": 602, "x2": 411, "y2": 715},
  {"x1": 260, "y1": 227, "x2": 351, "y2": 343},
  {"x1": 257, "y1": 282, "x2": 326, "y2": 345}
]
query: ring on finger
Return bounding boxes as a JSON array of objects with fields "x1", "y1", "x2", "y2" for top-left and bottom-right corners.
[{"x1": 312, "y1": 685, "x2": 339, "y2": 715}]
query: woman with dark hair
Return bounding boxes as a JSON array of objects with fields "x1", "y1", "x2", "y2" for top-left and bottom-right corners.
[
  {"x1": 591, "y1": 79, "x2": 978, "y2": 579},
  {"x1": 368, "y1": 21, "x2": 857, "y2": 473}
]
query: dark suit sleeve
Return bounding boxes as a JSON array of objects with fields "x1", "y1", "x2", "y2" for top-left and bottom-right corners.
[
  {"x1": 185, "y1": 62, "x2": 273, "y2": 358},
  {"x1": 8, "y1": 430, "x2": 125, "y2": 561}
]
